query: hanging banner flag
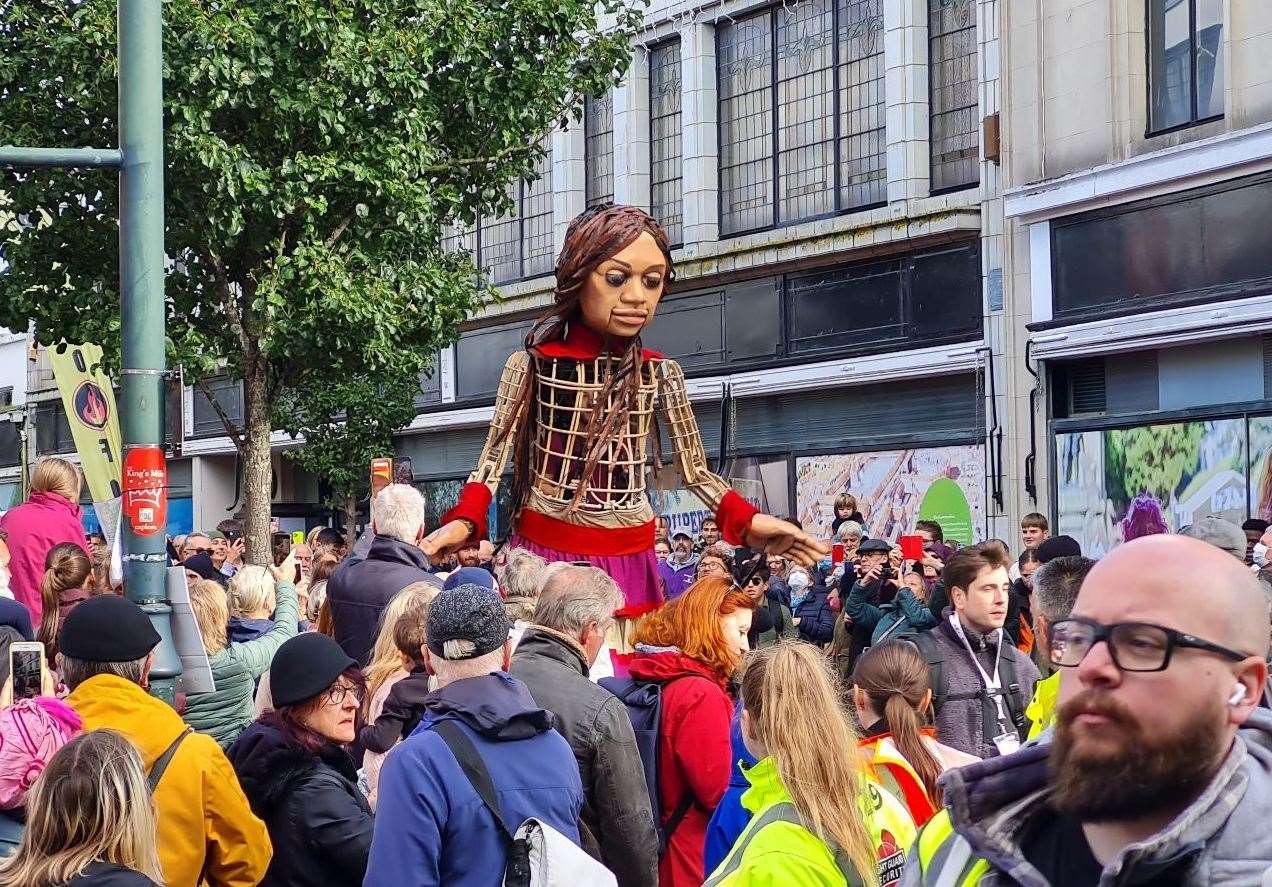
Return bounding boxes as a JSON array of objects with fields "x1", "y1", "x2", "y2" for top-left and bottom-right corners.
[{"x1": 48, "y1": 342, "x2": 124, "y2": 542}]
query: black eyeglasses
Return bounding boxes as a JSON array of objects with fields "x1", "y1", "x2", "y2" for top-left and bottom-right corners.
[
  {"x1": 1049, "y1": 617, "x2": 1251, "y2": 673},
  {"x1": 322, "y1": 683, "x2": 361, "y2": 706}
]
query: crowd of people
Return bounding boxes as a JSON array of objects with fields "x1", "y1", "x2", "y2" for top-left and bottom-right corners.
[{"x1": 0, "y1": 455, "x2": 1269, "y2": 885}]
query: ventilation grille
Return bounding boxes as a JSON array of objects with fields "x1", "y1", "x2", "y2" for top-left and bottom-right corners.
[{"x1": 1069, "y1": 358, "x2": 1107, "y2": 415}]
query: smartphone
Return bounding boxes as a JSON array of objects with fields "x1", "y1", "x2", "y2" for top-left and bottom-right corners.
[
  {"x1": 9, "y1": 642, "x2": 45, "y2": 701},
  {"x1": 291, "y1": 530, "x2": 306, "y2": 545},
  {"x1": 832, "y1": 542, "x2": 845, "y2": 565},
  {"x1": 899, "y1": 535, "x2": 924, "y2": 561}
]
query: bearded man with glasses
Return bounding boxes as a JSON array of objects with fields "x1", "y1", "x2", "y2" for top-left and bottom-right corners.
[{"x1": 904, "y1": 533, "x2": 1272, "y2": 887}]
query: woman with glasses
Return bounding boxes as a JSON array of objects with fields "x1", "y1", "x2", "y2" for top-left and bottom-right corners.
[{"x1": 228, "y1": 633, "x2": 373, "y2": 887}]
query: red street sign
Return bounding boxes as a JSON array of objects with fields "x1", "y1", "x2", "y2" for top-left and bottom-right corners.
[{"x1": 123, "y1": 446, "x2": 168, "y2": 537}]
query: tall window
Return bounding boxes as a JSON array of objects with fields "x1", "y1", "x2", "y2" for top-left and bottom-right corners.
[
  {"x1": 585, "y1": 93, "x2": 614, "y2": 207},
  {"x1": 650, "y1": 40, "x2": 683, "y2": 246},
  {"x1": 929, "y1": 0, "x2": 979, "y2": 192},
  {"x1": 718, "y1": 0, "x2": 885, "y2": 237},
  {"x1": 442, "y1": 144, "x2": 553, "y2": 285},
  {"x1": 1148, "y1": 0, "x2": 1223, "y2": 133}
]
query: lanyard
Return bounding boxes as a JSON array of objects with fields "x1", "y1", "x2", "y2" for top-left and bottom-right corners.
[{"x1": 948, "y1": 613, "x2": 1010, "y2": 725}]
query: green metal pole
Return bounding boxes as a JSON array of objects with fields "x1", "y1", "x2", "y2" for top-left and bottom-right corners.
[{"x1": 118, "y1": 0, "x2": 181, "y2": 702}]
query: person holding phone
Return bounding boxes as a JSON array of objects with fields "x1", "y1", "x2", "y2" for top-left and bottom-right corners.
[{"x1": 845, "y1": 555, "x2": 937, "y2": 646}]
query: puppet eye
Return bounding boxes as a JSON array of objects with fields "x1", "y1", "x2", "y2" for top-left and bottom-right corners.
[{"x1": 605, "y1": 270, "x2": 628, "y2": 287}]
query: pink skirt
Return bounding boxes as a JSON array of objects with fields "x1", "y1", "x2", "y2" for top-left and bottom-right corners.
[{"x1": 508, "y1": 533, "x2": 665, "y2": 618}]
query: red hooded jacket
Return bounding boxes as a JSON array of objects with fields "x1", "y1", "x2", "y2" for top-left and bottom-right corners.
[
  {"x1": 627, "y1": 648, "x2": 735, "y2": 887},
  {"x1": 0, "y1": 491, "x2": 90, "y2": 625}
]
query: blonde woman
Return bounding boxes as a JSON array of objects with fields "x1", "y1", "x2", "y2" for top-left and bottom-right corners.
[
  {"x1": 183, "y1": 551, "x2": 299, "y2": 747},
  {"x1": 0, "y1": 729, "x2": 163, "y2": 886},
  {"x1": 226, "y1": 564, "x2": 286, "y2": 643},
  {"x1": 0, "y1": 457, "x2": 90, "y2": 626},
  {"x1": 704, "y1": 642, "x2": 917, "y2": 887},
  {"x1": 361, "y1": 581, "x2": 441, "y2": 722}
]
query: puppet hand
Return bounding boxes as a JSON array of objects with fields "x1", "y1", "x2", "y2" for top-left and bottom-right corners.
[
  {"x1": 421, "y1": 520, "x2": 473, "y2": 558},
  {"x1": 743, "y1": 514, "x2": 830, "y2": 568}
]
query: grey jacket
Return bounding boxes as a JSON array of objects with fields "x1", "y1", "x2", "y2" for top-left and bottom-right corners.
[
  {"x1": 920, "y1": 613, "x2": 1040, "y2": 760},
  {"x1": 510, "y1": 627, "x2": 658, "y2": 887},
  {"x1": 903, "y1": 708, "x2": 1272, "y2": 886}
]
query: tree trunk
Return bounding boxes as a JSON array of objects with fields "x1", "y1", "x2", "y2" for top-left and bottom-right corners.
[
  {"x1": 343, "y1": 490, "x2": 359, "y2": 542},
  {"x1": 241, "y1": 358, "x2": 274, "y2": 566}
]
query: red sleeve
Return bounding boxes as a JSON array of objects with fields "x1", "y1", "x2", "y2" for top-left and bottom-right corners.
[
  {"x1": 668, "y1": 682, "x2": 734, "y2": 810},
  {"x1": 440, "y1": 483, "x2": 492, "y2": 543},
  {"x1": 715, "y1": 490, "x2": 760, "y2": 546}
]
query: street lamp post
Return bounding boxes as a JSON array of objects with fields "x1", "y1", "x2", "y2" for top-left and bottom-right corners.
[{"x1": 0, "y1": 0, "x2": 180, "y2": 701}]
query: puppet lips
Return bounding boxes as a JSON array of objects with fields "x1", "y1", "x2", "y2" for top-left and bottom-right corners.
[{"x1": 611, "y1": 310, "x2": 647, "y2": 323}]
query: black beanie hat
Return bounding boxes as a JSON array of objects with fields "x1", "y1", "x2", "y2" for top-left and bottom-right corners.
[
  {"x1": 1036, "y1": 534, "x2": 1082, "y2": 563},
  {"x1": 59, "y1": 595, "x2": 161, "y2": 663},
  {"x1": 269, "y1": 633, "x2": 356, "y2": 709}
]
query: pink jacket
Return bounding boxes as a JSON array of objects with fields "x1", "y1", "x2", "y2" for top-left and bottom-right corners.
[{"x1": 0, "y1": 491, "x2": 90, "y2": 625}]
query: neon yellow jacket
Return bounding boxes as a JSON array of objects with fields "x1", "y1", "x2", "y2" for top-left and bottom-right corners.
[
  {"x1": 703, "y1": 755, "x2": 917, "y2": 886},
  {"x1": 1025, "y1": 670, "x2": 1061, "y2": 741}
]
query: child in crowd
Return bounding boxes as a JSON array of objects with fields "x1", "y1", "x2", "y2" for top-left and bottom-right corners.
[{"x1": 360, "y1": 585, "x2": 437, "y2": 807}]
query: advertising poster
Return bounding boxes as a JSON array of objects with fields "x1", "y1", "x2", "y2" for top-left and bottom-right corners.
[
  {"x1": 794, "y1": 445, "x2": 986, "y2": 544},
  {"x1": 1056, "y1": 417, "x2": 1246, "y2": 558}
]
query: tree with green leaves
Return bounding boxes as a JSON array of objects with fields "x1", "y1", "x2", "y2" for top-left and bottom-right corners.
[
  {"x1": 276, "y1": 369, "x2": 424, "y2": 539},
  {"x1": 0, "y1": 0, "x2": 641, "y2": 563}
]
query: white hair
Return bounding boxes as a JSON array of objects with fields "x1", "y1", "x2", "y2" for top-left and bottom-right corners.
[
  {"x1": 837, "y1": 520, "x2": 864, "y2": 541},
  {"x1": 373, "y1": 483, "x2": 426, "y2": 545},
  {"x1": 533, "y1": 566, "x2": 623, "y2": 637},
  {"x1": 430, "y1": 645, "x2": 505, "y2": 687},
  {"x1": 498, "y1": 549, "x2": 548, "y2": 599}
]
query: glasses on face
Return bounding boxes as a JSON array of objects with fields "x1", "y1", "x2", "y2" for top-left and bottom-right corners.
[
  {"x1": 321, "y1": 682, "x2": 361, "y2": 706},
  {"x1": 744, "y1": 575, "x2": 766, "y2": 587},
  {"x1": 1049, "y1": 617, "x2": 1250, "y2": 673},
  {"x1": 699, "y1": 561, "x2": 725, "y2": 575}
]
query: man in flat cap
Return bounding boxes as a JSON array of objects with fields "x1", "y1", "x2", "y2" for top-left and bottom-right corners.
[
  {"x1": 62, "y1": 595, "x2": 271, "y2": 887},
  {"x1": 367, "y1": 583, "x2": 584, "y2": 886}
]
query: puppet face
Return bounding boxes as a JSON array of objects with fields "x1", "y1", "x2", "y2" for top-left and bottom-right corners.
[{"x1": 578, "y1": 231, "x2": 668, "y2": 338}]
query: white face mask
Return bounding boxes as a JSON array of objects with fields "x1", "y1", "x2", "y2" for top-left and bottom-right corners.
[{"x1": 1254, "y1": 542, "x2": 1269, "y2": 568}]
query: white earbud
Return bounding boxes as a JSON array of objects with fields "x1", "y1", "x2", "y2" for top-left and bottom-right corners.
[{"x1": 1228, "y1": 683, "x2": 1246, "y2": 706}]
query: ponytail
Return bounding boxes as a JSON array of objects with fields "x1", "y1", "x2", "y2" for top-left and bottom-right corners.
[
  {"x1": 853, "y1": 640, "x2": 947, "y2": 806},
  {"x1": 38, "y1": 543, "x2": 93, "y2": 660},
  {"x1": 881, "y1": 686, "x2": 944, "y2": 805}
]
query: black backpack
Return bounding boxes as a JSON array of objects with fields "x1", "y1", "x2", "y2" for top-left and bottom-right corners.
[
  {"x1": 909, "y1": 631, "x2": 1030, "y2": 741},
  {"x1": 599, "y1": 675, "x2": 694, "y2": 856}
]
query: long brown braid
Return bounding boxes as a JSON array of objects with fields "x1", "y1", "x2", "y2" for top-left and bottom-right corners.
[{"x1": 496, "y1": 204, "x2": 676, "y2": 516}]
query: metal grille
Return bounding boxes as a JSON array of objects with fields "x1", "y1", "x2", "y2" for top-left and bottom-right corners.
[
  {"x1": 522, "y1": 147, "x2": 554, "y2": 277},
  {"x1": 929, "y1": 0, "x2": 979, "y2": 192},
  {"x1": 777, "y1": 0, "x2": 836, "y2": 222},
  {"x1": 585, "y1": 93, "x2": 614, "y2": 207},
  {"x1": 442, "y1": 142, "x2": 552, "y2": 284},
  {"x1": 718, "y1": 11, "x2": 774, "y2": 235},
  {"x1": 650, "y1": 39, "x2": 684, "y2": 245},
  {"x1": 480, "y1": 179, "x2": 521, "y2": 285},
  {"x1": 838, "y1": 0, "x2": 885, "y2": 208},
  {"x1": 719, "y1": 1, "x2": 887, "y2": 236}
]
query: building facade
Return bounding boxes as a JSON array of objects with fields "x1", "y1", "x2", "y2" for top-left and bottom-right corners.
[
  {"x1": 398, "y1": 0, "x2": 1014, "y2": 546},
  {"x1": 1001, "y1": 0, "x2": 1272, "y2": 555}
]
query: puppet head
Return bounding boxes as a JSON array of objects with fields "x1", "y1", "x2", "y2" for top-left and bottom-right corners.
[{"x1": 552, "y1": 204, "x2": 675, "y2": 338}]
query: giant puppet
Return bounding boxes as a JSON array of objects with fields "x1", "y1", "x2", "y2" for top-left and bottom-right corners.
[{"x1": 425, "y1": 205, "x2": 826, "y2": 624}]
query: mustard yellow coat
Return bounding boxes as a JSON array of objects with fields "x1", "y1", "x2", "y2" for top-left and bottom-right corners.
[{"x1": 69, "y1": 674, "x2": 272, "y2": 887}]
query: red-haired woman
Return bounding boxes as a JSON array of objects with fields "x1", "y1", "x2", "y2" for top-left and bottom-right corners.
[
  {"x1": 626, "y1": 576, "x2": 756, "y2": 887},
  {"x1": 424, "y1": 205, "x2": 824, "y2": 646}
]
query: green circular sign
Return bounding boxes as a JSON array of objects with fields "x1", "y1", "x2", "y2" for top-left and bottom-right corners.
[{"x1": 918, "y1": 477, "x2": 974, "y2": 546}]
